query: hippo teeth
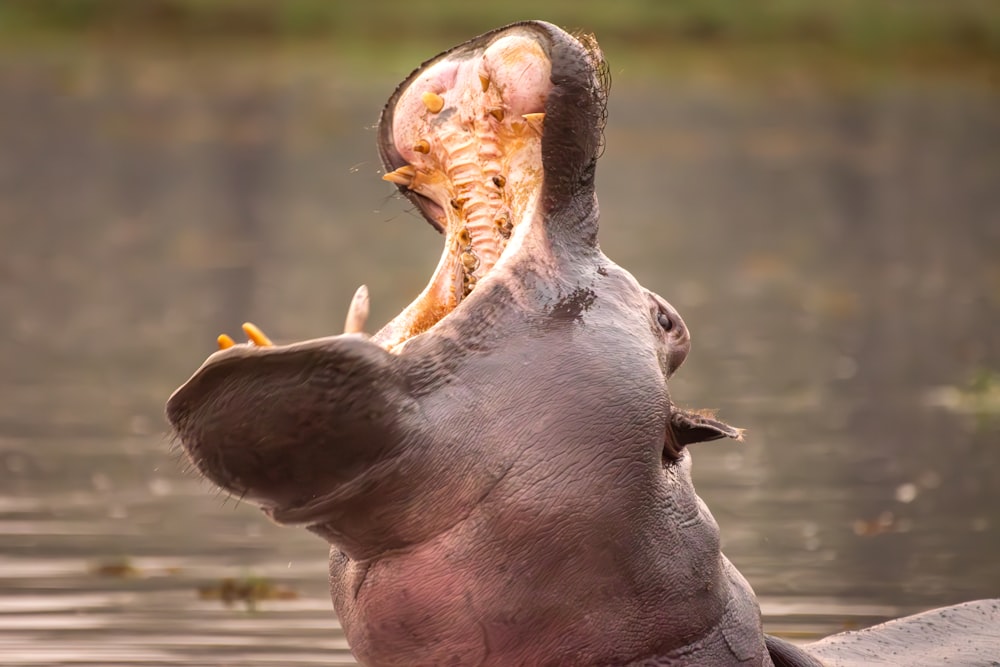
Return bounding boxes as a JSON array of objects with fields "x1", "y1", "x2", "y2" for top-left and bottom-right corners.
[
  {"x1": 374, "y1": 30, "x2": 554, "y2": 351},
  {"x1": 343, "y1": 285, "x2": 370, "y2": 335},
  {"x1": 382, "y1": 165, "x2": 417, "y2": 186},
  {"x1": 213, "y1": 322, "x2": 274, "y2": 351},
  {"x1": 211, "y1": 285, "x2": 371, "y2": 351}
]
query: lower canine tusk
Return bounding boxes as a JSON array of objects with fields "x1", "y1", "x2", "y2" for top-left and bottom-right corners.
[
  {"x1": 344, "y1": 285, "x2": 370, "y2": 334},
  {"x1": 242, "y1": 322, "x2": 273, "y2": 347}
]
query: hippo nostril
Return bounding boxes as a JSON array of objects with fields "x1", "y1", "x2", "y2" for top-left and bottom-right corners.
[{"x1": 657, "y1": 311, "x2": 674, "y2": 332}]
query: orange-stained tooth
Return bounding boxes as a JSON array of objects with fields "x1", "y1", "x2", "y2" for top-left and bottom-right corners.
[
  {"x1": 413, "y1": 140, "x2": 430, "y2": 154},
  {"x1": 461, "y1": 250, "x2": 479, "y2": 272},
  {"x1": 382, "y1": 165, "x2": 417, "y2": 186},
  {"x1": 242, "y1": 322, "x2": 273, "y2": 347},
  {"x1": 421, "y1": 91, "x2": 445, "y2": 113},
  {"x1": 488, "y1": 107, "x2": 504, "y2": 122},
  {"x1": 523, "y1": 113, "x2": 545, "y2": 133},
  {"x1": 217, "y1": 334, "x2": 236, "y2": 350},
  {"x1": 479, "y1": 74, "x2": 490, "y2": 92},
  {"x1": 495, "y1": 214, "x2": 513, "y2": 239}
]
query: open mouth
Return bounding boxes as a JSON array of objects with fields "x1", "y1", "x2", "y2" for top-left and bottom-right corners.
[
  {"x1": 212, "y1": 23, "x2": 608, "y2": 355},
  {"x1": 372, "y1": 28, "x2": 556, "y2": 351},
  {"x1": 169, "y1": 21, "x2": 745, "y2": 514}
]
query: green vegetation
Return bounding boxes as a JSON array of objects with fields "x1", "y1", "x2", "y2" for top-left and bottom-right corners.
[
  {"x1": 967, "y1": 369, "x2": 1000, "y2": 416},
  {"x1": 1, "y1": 1, "x2": 997, "y2": 86},
  {"x1": 91, "y1": 558, "x2": 141, "y2": 579},
  {"x1": 926, "y1": 369, "x2": 1000, "y2": 422},
  {"x1": 1, "y1": 0, "x2": 997, "y2": 60},
  {"x1": 198, "y1": 575, "x2": 299, "y2": 611}
]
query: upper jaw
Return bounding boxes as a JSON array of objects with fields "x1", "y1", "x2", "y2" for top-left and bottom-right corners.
[
  {"x1": 377, "y1": 21, "x2": 558, "y2": 231},
  {"x1": 374, "y1": 21, "x2": 609, "y2": 352}
]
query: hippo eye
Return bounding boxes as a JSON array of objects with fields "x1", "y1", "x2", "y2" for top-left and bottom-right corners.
[{"x1": 657, "y1": 311, "x2": 674, "y2": 332}]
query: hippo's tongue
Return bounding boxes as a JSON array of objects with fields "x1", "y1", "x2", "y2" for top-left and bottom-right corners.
[{"x1": 374, "y1": 30, "x2": 555, "y2": 351}]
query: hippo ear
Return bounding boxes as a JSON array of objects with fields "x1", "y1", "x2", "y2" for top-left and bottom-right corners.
[{"x1": 670, "y1": 409, "x2": 744, "y2": 448}]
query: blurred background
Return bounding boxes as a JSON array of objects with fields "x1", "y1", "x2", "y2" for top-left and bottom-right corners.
[{"x1": 1, "y1": 1, "x2": 998, "y2": 664}]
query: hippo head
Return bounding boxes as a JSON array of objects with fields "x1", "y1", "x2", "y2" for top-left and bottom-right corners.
[{"x1": 167, "y1": 21, "x2": 758, "y2": 666}]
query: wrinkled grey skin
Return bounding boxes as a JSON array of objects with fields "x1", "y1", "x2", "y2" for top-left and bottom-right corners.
[{"x1": 167, "y1": 21, "x2": 1000, "y2": 667}]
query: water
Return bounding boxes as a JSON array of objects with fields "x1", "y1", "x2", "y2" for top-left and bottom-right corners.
[{"x1": 1, "y1": 48, "x2": 998, "y2": 665}]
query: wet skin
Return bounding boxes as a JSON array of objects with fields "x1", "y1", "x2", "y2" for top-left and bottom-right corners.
[{"x1": 167, "y1": 21, "x2": 1000, "y2": 667}]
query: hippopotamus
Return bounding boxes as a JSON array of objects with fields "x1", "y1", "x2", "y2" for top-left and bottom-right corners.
[{"x1": 166, "y1": 21, "x2": 1000, "y2": 666}]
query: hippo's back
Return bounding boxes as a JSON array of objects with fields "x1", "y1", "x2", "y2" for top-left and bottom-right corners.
[{"x1": 792, "y1": 599, "x2": 1000, "y2": 666}]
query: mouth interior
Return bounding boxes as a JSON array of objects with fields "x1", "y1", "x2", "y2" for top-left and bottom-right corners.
[{"x1": 374, "y1": 33, "x2": 553, "y2": 351}]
